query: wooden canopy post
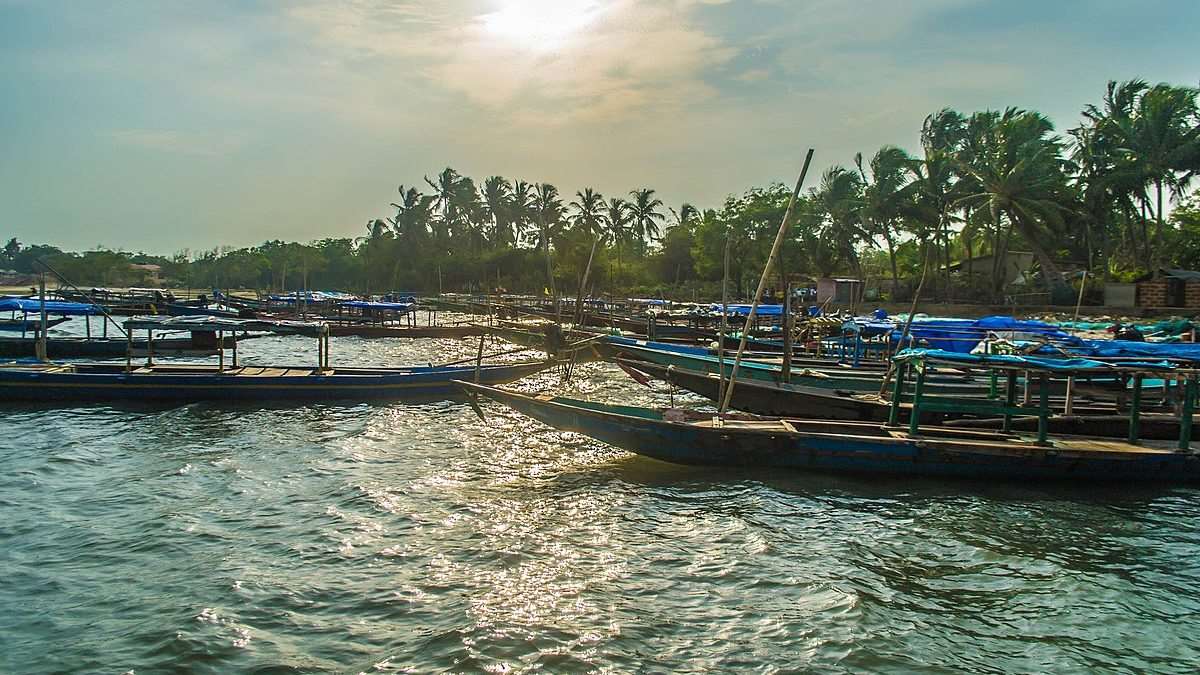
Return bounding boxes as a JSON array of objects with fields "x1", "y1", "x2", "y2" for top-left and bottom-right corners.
[
  {"x1": 37, "y1": 273, "x2": 47, "y2": 362},
  {"x1": 886, "y1": 361, "x2": 906, "y2": 426},
  {"x1": 146, "y1": 328, "x2": 154, "y2": 367},
  {"x1": 218, "y1": 330, "x2": 224, "y2": 372},
  {"x1": 1037, "y1": 372, "x2": 1050, "y2": 445},
  {"x1": 232, "y1": 333, "x2": 239, "y2": 368},
  {"x1": 1128, "y1": 373, "x2": 1143, "y2": 444},
  {"x1": 1002, "y1": 370, "x2": 1017, "y2": 433},
  {"x1": 782, "y1": 283, "x2": 792, "y2": 383},
  {"x1": 908, "y1": 359, "x2": 927, "y2": 435},
  {"x1": 1179, "y1": 375, "x2": 1196, "y2": 452}
]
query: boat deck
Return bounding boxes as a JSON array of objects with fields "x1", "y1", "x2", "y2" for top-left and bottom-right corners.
[{"x1": 692, "y1": 415, "x2": 1184, "y2": 455}]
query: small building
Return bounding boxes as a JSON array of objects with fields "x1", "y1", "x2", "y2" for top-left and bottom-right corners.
[
  {"x1": 817, "y1": 277, "x2": 863, "y2": 305},
  {"x1": 130, "y1": 264, "x2": 163, "y2": 285},
  {"x1": 1136, "y1": 269, "x2": 1200, "y2": 309},
  {"x1": 945, "y1": 251, "x2": 1036, "y2": 287}
]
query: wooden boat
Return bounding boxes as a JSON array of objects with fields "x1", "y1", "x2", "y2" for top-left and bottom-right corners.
[
  {"x1": 605, "y1": 340, "x2": 1002, "y2": 395},
  {"x1": 0, "y1": 333, "x2": 252, "y2": 359},
  {"x1": 0, "y1": 315, "x2": 553, "y2": 403},
  {"x1": 0, "y1": 317, "x2": 70, "y2": 332},
  {"x1": 0, "y1": 360, "x2": 552, "y2": 402},
  {"x1": 326, "y1": 324, "x2": 487, "y2": 339},
  {"x1": 618, "y1": 358, "x2": 1193, "y2": 440},
  {"x1": 460, "y1": 382, "x2": 1200, "y2": 483}
]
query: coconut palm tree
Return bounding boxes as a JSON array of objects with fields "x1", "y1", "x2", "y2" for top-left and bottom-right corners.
[
  {"x1": 604, "y1": 197, "x2": 631, "y2": 286},
  {"x1": 954, "y1": 108, "x2": 1074, "y2": 300},
  {"x1": 510, "y1": 180, "x2": 536, "y2": 246},
  {"x1": 480, "y1": 176, "x2": 513, "y2": 248},
  {"x1": 628, "y1": 188, "x2": 666, "y2": 254},
  {"x1": 388, "y1": 184, "x2": 434, "y2": 249},
  {"x1": 814, "y1": 167, "x2": 867, "y2": 278},
  {"x1": 1083, "y1": 80, "x2": 1200, "y2": 265},
  {"x1": 424, "y1": 167, "x2": 462, "y2": 246},
  {"x1": 569, "y1": 188, "x2": 606, "y2": 236},
  {"x1": 854, "y1": 146, "x2": 914, "y2": 297},
  {"x1": 533, "y1": 183, "x2": 565, "y2": 294}
]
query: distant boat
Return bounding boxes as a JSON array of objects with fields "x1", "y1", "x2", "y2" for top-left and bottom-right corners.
[
  {"x1": 0, "y1": 317, "x2": 70, "y2": 332},
  {"x1": 0, "y1": 361, "x2": 552, "y2": 402},
  {"x1": 0, "y1": 315, "x2": 554, "y2": 403},
  {"x1": 460, "y1": 382, "x2": 1200, "y2": 484}
]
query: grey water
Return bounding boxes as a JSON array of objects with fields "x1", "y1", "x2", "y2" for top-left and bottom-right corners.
[{"x1": 2, "y1": 319, "x2": 1200, "y2": 673}]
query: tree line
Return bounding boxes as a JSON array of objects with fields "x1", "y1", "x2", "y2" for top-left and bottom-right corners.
[{"x1": 4, "y1": 78, "x2": 1199, "y2": 304}]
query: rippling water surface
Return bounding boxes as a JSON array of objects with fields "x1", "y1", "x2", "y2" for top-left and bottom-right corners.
[{"x1": 3, "y1": 317, "x2": 1200, "y2": 673}]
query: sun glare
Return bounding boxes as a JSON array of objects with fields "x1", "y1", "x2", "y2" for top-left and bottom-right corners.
[{"x1": 480, "y1": 0, "x2": 605, "y2": 51}]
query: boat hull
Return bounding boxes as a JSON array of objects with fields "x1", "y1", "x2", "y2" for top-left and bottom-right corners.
[
  {"x1": 463, "y1": 383, "x2": 1200, "y2": 483},
  {"x1": 0, "y1": 362, "x2": 551, "y2": 402}
]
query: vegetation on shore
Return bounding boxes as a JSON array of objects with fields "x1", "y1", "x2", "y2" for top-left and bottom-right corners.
[{"x1": 5, "y1": 79, "x2": 1199, "y2": 304}]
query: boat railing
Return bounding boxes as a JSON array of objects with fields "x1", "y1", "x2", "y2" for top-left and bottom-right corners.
[{"x1": 888, "y1": 348, "x2": 1197, "y2": 451}]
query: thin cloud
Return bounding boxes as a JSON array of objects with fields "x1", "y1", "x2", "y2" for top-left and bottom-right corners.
[{"x1": 107, "y1": 129, "x2": 243, "y2": 157}]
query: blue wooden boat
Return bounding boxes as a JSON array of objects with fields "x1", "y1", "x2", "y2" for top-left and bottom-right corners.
[
  {"x1": 0, "y1": 315, "x2": 553, "y2": 403},
  {"x1": 460, "y1": 381, "x2": 1200, "y2": 483},
  {"x1": 0, "y1": 317, "x2": 69, "y2": 332},
  {"x1": 0, "y1": 361, "x2": 551, "y2": 402}
]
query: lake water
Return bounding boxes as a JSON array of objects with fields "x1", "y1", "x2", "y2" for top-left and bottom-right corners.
[{"x1": 3, "y1": 318, "x2": 1200, "y2": 673}]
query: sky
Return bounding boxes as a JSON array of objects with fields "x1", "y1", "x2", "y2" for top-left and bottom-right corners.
[{"x1": 1, "y1": 0, "x2": 1198, "y2": 255}]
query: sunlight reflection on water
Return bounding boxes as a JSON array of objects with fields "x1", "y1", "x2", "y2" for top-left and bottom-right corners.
[{"x1": 1, "y1": 315, "x2": 1200, "y2": 672}]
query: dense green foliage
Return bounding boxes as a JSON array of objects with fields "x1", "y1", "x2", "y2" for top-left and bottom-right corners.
[{"x1": 4, "y1": 79, "x2": 1198, "y2": 302}]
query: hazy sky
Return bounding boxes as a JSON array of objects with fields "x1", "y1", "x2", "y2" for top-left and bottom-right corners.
[{"x1": 2, "y1": 0, "x2": 1198, "y2": 254}]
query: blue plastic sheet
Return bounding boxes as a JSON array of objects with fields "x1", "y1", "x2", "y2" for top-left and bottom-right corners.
[
  {"x1": 0, "y1": 298, "x2": 102, "y2": 316},
  {"x1": 895, "y1": 348, "x2": 1174, "y2": 372}
]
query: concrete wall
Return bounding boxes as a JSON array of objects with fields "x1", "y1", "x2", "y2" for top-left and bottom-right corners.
[{"x1": 1104, "y1": 283, "x2": 1136, "y2": 308}]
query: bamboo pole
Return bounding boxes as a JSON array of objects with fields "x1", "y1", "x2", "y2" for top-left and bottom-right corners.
[
  {"x1": 37, "y1": 274, "x2": 47, "y2": 362},
  {"x1": 719, "y1": 149, "x2": 814, "y2": 414},
  {"x1": 573, "y1": 235, "x2": 600, "y2": 327},
  {"x1": 717, "y1": 233, "x2": 731, "y2": 409}
]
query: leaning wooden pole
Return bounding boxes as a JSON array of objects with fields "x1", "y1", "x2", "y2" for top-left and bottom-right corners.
[
  {"x1": 717, "y1": 233, "x2": 732, "y2": 406},
  {"x1": 573, "y1": 234, "x2": 601, "y2": 326},
  {"x1": 719, "y1": 149, "x2": 814, "y2": 414}
]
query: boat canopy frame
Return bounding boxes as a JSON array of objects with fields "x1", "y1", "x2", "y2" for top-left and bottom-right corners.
[{"x1": 889, "y1": 349, "x2": 1197, "y2": 450}]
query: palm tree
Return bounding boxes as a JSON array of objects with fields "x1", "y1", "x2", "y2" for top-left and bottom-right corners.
[
  {"x1": 388, "y1": 185, "x2": 433, "y2": 245},
  {"x1": 533, "y1": 183, "x2": 565, "y2": 294},
  {"x1": 1083, "y1": 80, "x2": 1200, "y2": 265},
  {"x1": 604, "y1": 197, "x2": 631, "y2": 286},
  {"x1": 955, "y1": 108, "x2": 1073, "y2": 300},
  {"x1": 628, "y1": 188, "x2": 666, "y2": 254},
  {"x1": 814, "y1": 167, "x2": 867, "y2": 278},
  {"x1": 916, "y1": 109, "x2": 967, "y2": 298},
  {"x1": 480, "y1": 176, "x2": 513, "y2": 248},
  {"x1": 569, "y1": 188, "x2": 606, "y2": 236},
  {"x1": 510, "y1": 181, "x2": 536, "y2": 246},
  {"x1": 854, "y1": 146, "x2": 914, "y2": 297},
  {"x1": 424, "y1": 167, "x2": 462, "y2": 246}
]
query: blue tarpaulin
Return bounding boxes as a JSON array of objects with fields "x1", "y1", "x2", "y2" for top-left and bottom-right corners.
[
  {"x1": 895, "y1": 348, "x2": 1174, "y2": 372},
  {"x1": 710, "y1": 303, "x2": 785, "y2": 316},
  {"x1": 1066, "y1": 339, "x2": 1200, "y2": 362},
  {"x1": 845, "y1": 315, "x2": 1072, "y2": 353},
  {"x1": 0, "y1": 298, "x2": 102, "y2": 316}
]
